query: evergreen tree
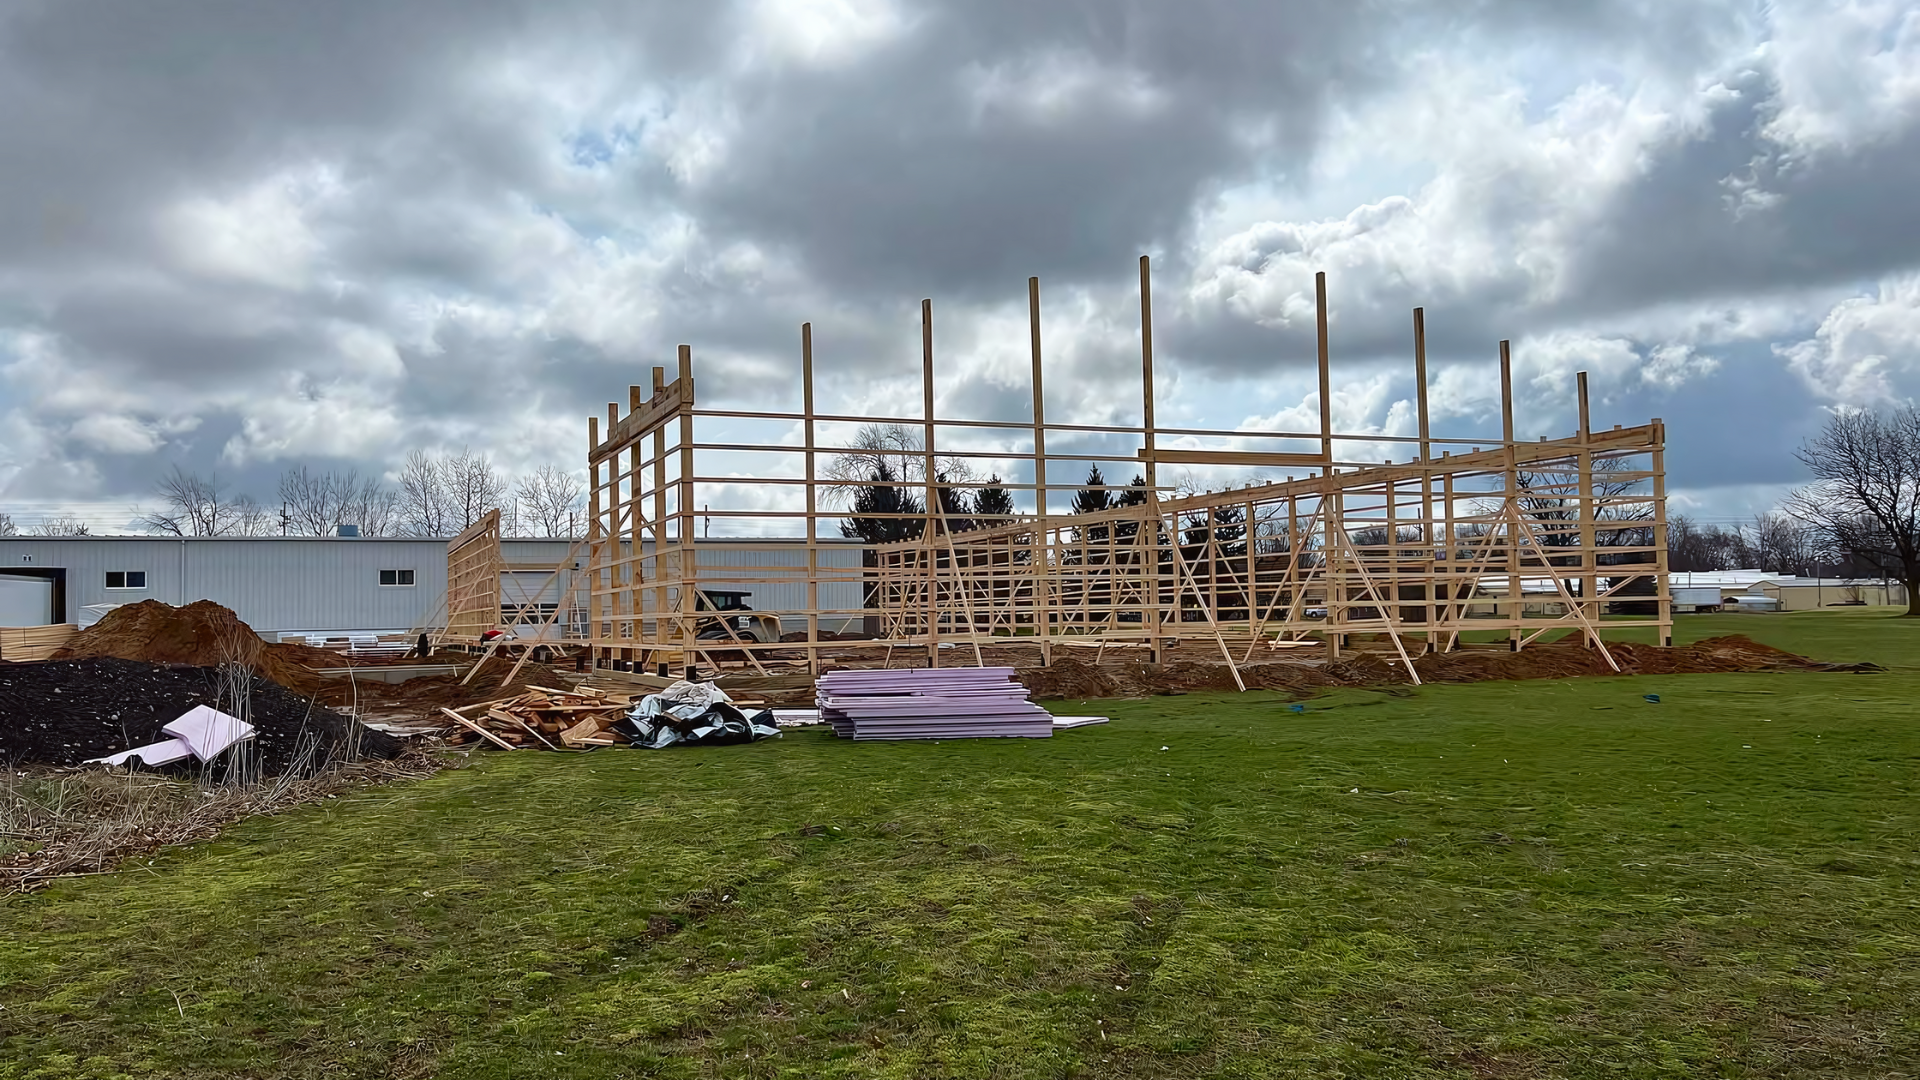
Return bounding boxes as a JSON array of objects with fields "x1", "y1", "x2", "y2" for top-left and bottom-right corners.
[
  {"x1": 931, "y1": 471, "x2": 973, "y2": 532},
  {"x1": 972, "y1": 476, "x2": 1015, "y2": 526},
  {"x1": 838, "y1": 462, "x2": 925, "y2": 544},
  {"x1": 1072, "y1": 464, "x2": 1113, "y2": 515}
]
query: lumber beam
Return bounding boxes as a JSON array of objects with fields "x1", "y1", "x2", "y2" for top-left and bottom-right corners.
[{"x1": 590, "y1": 378, "x2": 689, "y2": 464}]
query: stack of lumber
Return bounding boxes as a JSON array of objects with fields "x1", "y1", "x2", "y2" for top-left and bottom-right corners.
[
  {"x1": 0, "y1": 624, "x2": 79, "y2": 662},
  {"x1": 816, "y1": 667, "x2": 1054, "y2": 741},
  {"x1": 438, "y1": 684, "x2": 637, "y2": 750}
]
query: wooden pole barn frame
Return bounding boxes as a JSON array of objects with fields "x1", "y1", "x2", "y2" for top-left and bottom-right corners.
[{"x1": 581, "y1": 258, "x2": 1672, "y2": 687}]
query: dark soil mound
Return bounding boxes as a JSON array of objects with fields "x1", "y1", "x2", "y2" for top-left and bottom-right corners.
[
  {"x1": 51, "y1": 600, "x2": 327, "y2": 692},
  {"x1": 0, "y1": 657, "x2": 403, "y2": 774}
]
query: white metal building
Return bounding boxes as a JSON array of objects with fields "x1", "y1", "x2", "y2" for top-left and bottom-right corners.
[
  {"x1": 0, "y1": 536, "x2": 866, "y2": 639},
  {"x1": 1667, "y1": 570, "x2": 1908, "y2": 611}
]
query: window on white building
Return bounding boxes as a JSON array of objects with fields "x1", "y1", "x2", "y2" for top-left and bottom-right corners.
[
  {"x1": 105, "y1": 571, "x2": 147, "y2": 589},
  {"x1": 379, "y1": 569, "x2": 415, "y2": 586}
]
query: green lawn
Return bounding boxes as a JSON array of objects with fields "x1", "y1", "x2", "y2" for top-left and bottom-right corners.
[
  {"x1": 1450, "y1": 606, "x2": 1915, "y2": 662},
  {"x1": 4, "y1": 611, "x2": 1917, "y2": 1078}
]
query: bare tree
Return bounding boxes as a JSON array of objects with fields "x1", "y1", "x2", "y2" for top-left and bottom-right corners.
[
  {"x1": 394, "y1": 447, "x2": 509, "y2": 536},
  {"x1": 825, "y1": 424, "x2": 980, "y2": 538},
  {"x1": 1785, "y1": 404, "x2": 1920, "y2": 616},
  {"x1": 515, "y1": 465, "x2": 585, "y2": 538},
  {"x1": 277, "y1": 466, "x2": 399, "y2": 536},
  {"x1": 0, "y1": 513, "x2": 15, "y2": 537},
  {"x1": 32, "y1": 514, "x2": 90, "y2": 536},
  {"x1": 137, "y1": 467, "x2": 273, "y2": 536},
  {"x1": 396, "y1": 449, "x2": 451, "y2": 537},
  {"x1": 1745, "y1": 511, "x2": 1819, "y2": 576},
  {"x1": 1668, "y1": 514, "x2": 1751, "y2": 572},
  {"x1": 447, "y1": 447, "x2": 507, "y2": 530}
]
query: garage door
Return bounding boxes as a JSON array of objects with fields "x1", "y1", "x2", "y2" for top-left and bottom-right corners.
[{"x1": 0, "y1": 574, "x2": 56, "y2": 627}]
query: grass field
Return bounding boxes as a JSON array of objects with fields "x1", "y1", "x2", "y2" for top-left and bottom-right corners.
[{"x1": 3, "y1": 610, "x2": 1916, "y2": 1078}]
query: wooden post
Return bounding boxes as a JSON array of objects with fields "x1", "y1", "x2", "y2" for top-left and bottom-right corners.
[
  {"x1": 1414, "y1": 307, "x2": 1435, "y2": 651},
  {"x1": 651, "y1": 366, "x2": 668, "y2": 661},
  {"x1": 1576, "y1": 371, "x2": 1598, "y2": 647},
  {"x1": 803, "y1": 323, "x2": 820, "y2": 674},
  {"x1": 1316, "y1": 271, "x2": 1333, "y2": 466},
  {"x1": 677, "y1": 345, "x2": 698, "y2": 667},
  {"x1": 587, "y1": 414, "x2": 601, "y2": 669},
  {"x1": 1651, "y1": 418, "x2": 1673, "y2": 646},
  {"x1": 610, "y1": 401, "x2": 628, "y2": 665},
  {"x1": 1442, "y1": 458, "x2": 1457, "y2": 647},
  {"x1": 921, "y1": 299, "x2": 939, "y2": 667},
  {"x1": 1500, "y1": 340, "x2": 1520, "y2": 650},
  {"x1": 1316, "y1": 271, "x2": 1338, "y2": 654},
  {"x1": 1141, "y1": 255, "x2": 1164, "y2": 663},
  {"x1": 1029, "y1": 277, "x2": 1053, "y2": 665}
]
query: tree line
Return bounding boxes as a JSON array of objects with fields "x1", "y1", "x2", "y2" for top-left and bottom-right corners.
[{"x1": 0, "y1": 448, "x2": 588, "y2": 538}]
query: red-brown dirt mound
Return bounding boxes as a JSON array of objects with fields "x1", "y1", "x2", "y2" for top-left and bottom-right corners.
[
  {"x1": 51, "y1": 599, "x2": 326, "y2": 693},
  {"x1": 1017, "y1": 634, "x2": 1875, "y2": 699}
]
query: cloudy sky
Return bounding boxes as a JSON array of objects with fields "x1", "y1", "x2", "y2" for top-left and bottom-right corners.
[{"x1": 0, "y1": 0, "x2": 1914, "y2": 534}]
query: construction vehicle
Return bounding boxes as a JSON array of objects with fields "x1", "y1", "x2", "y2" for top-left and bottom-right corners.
[{"x1": 692, "y1": 589, "x2": 782, "y2": 644}]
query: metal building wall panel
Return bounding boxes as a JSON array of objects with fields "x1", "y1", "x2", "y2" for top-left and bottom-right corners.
[
  {"x1": 0, "y1": 536, "x2": 871, "y2": 637},
  {"x1": 179, "y1": 540, "x2": 448, "y2": 634}
]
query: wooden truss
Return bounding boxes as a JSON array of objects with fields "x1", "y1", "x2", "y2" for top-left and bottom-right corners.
[{"x1": 580, "y1": 259, "x2": 1672, "y2": 685}]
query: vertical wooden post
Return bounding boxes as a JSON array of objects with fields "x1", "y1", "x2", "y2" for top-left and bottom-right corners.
[
  {"x1": 1651, "y1": 418, "x2": 1673, "y2": 646},
  {"x1": 1500, "y1": 340, "x2": 1520, "y2": 650},
  {"x1": 1316, "y1": 271, "x2": 1333, "y2": 466},
  {"x1": 921, "y1": 299, "x2": 940, "y2": 668},
  {"x1": 627, "y1": 385, "x2": 645, "y2": 662},
  {"x1": 1442, "y1": 458, "x2": 1457, "y2": 646},
  {"x1": 1029, "y1": 277, "x2": 1052, "y2": 665},
  {"x1": 587, "y1": 414, "x2": 601, "y2": 669},
  {"x1": 1385, "y1": 473, "x2": 1399, "y2": 639},
  {"x1": 1140, "y1": 255, "x2": 1164, "y2": 663},
  {"x1": 677, "y1": 345, "x2": 698, "y2": 669},
  {"x1": 651, "y1": 366, "x2": 668, "y2": 660},
  {"x1": 1414, "y1": 307, "x2": 1435, "y2": 651},
  {"x1": 609, "y1": 402, "x2": 628, "y2": 665},
  {"x1": 803, "y1": 323, "x2": 820, "y2": 675},
  {"x1": 1315, "y1": 272, "x2": 1338, "y2": 654},
  {"x1": 1245, "y1": 495, "x2": 1257, "y2": 632},
  {"x1": 1576, "y1": 371, "x2": 1597, "y2": 647}
]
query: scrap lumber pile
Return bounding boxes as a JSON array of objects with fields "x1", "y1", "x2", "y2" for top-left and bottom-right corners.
[
  {"x1": 816, "y1": 667, "x2": 1055, "y2": 741},
  {"x1": 438, "y1": 684, "x2": 637, "y2": 750}
]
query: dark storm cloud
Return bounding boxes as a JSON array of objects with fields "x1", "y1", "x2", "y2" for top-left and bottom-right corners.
[
  {"x1": 0, "y1": 0, "x2": 1908, "y2": 530},
  {"x1": 688, "y1": 0, "x2": 1385, "y2": 302},
  {"x1": 1561, "y1": 80, "x2": 1920, "y2": 315}
]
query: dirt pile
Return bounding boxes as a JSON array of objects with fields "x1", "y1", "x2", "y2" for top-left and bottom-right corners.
[
  {"x1": 0, "y1": 657, "x2": 403, "y2": 773},
  {"x1": 50, "y1": 600, "x2": 328, "y2": 692},
  {"x1": 1016, "y1": 634, "x2": 1874, "y2": 699}
]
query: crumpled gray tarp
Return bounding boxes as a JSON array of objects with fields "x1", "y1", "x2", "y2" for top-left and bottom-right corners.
[{"x1": 611, "y1": 680, "x2": 782, "y2": 749}]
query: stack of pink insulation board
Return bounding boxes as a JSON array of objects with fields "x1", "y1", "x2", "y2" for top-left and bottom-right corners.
[{"x1": 816, "y1": 667, "x2": 1054, "y2": 740}]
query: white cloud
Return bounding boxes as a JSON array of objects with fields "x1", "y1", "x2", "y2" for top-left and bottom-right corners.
[
  {"x1": 160, "y1": 167, "x2": 340, "y2": 289},
  {"x1": 1185, "y1": 56, "x2": 1721, "y2": 325},
  {"x1": 1762, "y1": 0, "x2": 1920, "y2": 155},
  {"x1": 68, "y1": 414, "x2": 166, "y2": 455},
  {"x1": 746, "y1": 0, "x2": 911, "y2": 70},
  {"x1": 221, "y1": 375, "x2": 403, "y2": 465},
  {"x1": 1776, "y1": 273, "x2": 1920, "y2": 405}
]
